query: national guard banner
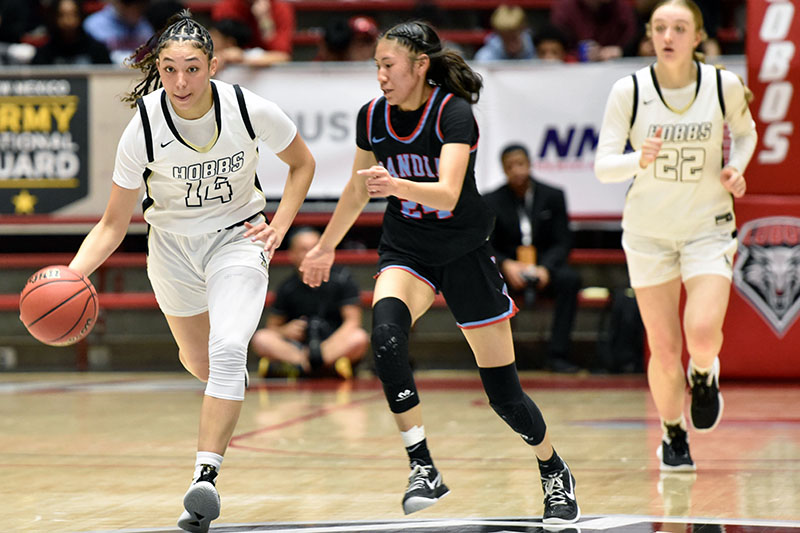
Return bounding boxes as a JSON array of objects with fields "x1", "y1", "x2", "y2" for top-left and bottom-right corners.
[{"x1": 0, "y1": 76, "x2": 89, "y2": 214}]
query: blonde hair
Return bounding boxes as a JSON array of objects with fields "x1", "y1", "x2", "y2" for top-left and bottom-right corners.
[
  {"x1": 647, "y1": 0, "x2": 753, "y2": 104},
  {"x1": 490, "y1": 5, "x2": 526, "y2": 32},
  {"x1": 646, "y1": 0, "x2": 707, "y2": 62}
]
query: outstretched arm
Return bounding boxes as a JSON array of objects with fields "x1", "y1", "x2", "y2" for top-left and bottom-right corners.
[
  {"x1": 69, "y1": 184, "x2": 140, "y2": 277},
  {"x1": 300, "y1": 147, "x2": 376, "y2": 287}
]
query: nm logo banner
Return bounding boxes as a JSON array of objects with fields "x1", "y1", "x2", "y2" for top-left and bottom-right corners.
[
  {"x1": 733, "y1": 216, "x2": 800, "y2": 338},
  {"x1": 0, "y1": 77, "x2": 89, "y2": 214}
]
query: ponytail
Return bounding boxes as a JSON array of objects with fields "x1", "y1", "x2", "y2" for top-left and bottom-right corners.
[{"x1": 383, "y1": 21, "x2": 483, "y2": 104}]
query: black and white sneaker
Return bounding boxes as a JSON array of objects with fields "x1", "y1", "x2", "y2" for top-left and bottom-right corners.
[
  {"x1": 177, "y1": 465, "x2": 221, "y2": 533},
  {"x1": 657, "y1": 424, "x2": 695, "y2": 472},
  {"x1": 688, "y1": 358, "x2": 723, "y2": 432},
  {"x1": 541, "y1": 463, "x2": 580, "y2": 524},
  {"x1": 401, "y1": 463, "x2": 450, "y2": 515}
]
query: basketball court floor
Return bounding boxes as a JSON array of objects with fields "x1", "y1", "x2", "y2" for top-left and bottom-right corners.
[{"x1": 2, "y1": 371, "x2": 799, "y2": 532}]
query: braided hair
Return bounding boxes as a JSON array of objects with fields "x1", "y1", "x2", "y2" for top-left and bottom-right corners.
[
  {"x1": 382, "y1": 21, "x2": 483, "y2": 104},
  {"x1": 122, "y1": 10, "x2": 214, "y2": 107}
]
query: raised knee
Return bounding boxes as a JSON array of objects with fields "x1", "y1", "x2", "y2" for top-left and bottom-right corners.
[{"x1": 179, "y1": 350, "x2": 209, "y2": 381}]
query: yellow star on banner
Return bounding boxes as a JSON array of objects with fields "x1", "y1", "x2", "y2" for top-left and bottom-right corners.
[{"x1": 12, "y1": 190, "x2": 38, "y2": 214}]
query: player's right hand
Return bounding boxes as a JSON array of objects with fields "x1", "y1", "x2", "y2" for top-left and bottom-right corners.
[
  {"x1": 300, "y1": 244, "x2": 334, "y2": 288},
  {"x1": 639, "y1": 126, "x2": 663, "y2": 169}
]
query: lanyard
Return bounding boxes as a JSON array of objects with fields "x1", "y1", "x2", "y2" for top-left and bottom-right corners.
[{"x1": 517, "y1": 187, "x2": 534, "y2": 246}]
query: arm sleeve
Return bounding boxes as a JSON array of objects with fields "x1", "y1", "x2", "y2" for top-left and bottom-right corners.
[
  {"x1": 439, "y1": 97, "x2": 475, "y2": 145},
  {"x1": 240, "y1": 86, "x2": 297, "y2": 154},
  {"x1": 594, "y1": 76, "x2": 642, "y2": 183},
  {"x1": 111, "y1": 113, "x2": 149, "y2": 190},
  {"x1": 720, "y1": 70, "x2": 758, "y2": 173}
]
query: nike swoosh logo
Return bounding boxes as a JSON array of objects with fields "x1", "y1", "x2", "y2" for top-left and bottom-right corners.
[
  {"x1": 563, "y1": 477, "x2": 575, "y2": 500},
  {"x1": 160, "y1": 140, "x2": 175, "y2": 147},
  {"x1": 371, "y1": 136, "x2": 386, "y2": 143},
  {"x1": 643, "y1": 99, "x2": 655, "y2": 105}
]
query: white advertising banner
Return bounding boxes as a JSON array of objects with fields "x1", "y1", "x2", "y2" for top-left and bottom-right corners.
[{"x1": 220, "y1": 57, "x2": 745, "y2": 217}]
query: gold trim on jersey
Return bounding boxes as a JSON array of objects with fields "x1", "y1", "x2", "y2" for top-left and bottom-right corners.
[{"x1": 650, "y1": 61, "x2": 702, "y2": 115}]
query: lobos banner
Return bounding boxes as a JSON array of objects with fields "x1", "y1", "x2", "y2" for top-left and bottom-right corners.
[
  {"x1": 745, "y1": 0, "x2": 799, "y2": 194},
  {"x1": 721, "y1": 1, "x2": 800, "y2": 377}
]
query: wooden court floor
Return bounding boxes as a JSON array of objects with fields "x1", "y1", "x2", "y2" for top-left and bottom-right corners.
[{"x1": 1, "y1": 371, "x2": 799, "y2": 532}]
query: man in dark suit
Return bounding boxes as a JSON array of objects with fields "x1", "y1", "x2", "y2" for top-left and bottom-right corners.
[{"x1": 484, "y1": 143, "x2": 582, "y2": 372}]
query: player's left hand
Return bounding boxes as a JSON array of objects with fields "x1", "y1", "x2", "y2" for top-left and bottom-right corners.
[
  {"x1": 243, "y1": 221, "x2": 282, "y2": 259},
  {"x1": 720, "y1": 167, "x2": 746, "y2": 198},
  {"x1": 358, "y1": 166, "x2": 397, "y2": 198}
]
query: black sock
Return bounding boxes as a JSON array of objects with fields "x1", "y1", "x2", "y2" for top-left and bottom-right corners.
[
  {"x1": 406, "y1": 438, "x2": 434, "y2": 468},
  {"x1": 537, "y1": 449, "x2": 564, "y2": 475}
]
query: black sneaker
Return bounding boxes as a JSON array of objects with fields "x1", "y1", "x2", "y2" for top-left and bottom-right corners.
[
  {"x1": 688, "y1": 358, "x2": 723, "y2": 432},
  {"x1": 177, "y1": 465, "x2": 220, "y2": 533},
  {"x1": 657, "y1": 424, "x2": 695, "y2": 472},
  {"x1": 541, "y1": 463, "x2": 580, "y2": 524},
  {"x1": 401, "y1": 463, "x2": 450, "y2": 515}
]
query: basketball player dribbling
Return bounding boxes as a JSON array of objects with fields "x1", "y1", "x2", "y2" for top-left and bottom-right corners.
[
  {"x1": 68, "y1": 11, "x2": 315, "y2": 532},
  {"x1": 299, "y1": 20, "x2": 580, "y2": 525},
  {"x1": 594, "y1": 0, "x2": 757, "y2": 471}
]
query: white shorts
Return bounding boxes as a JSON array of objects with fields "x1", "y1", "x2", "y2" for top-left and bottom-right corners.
[
  {"x1": 622, "y1": 230, "x2": 737, "y2": 289},
  {"x1": 147, "y1": 217, "x2": 269, "y2": 316}
]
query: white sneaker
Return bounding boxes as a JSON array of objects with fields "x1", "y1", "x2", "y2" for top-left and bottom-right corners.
[{"x1": 177, "y1": 466, "x2": 220, "y2": 533}]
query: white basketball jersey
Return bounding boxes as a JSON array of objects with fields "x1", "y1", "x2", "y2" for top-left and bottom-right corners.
[
  {"x1": 113, "y1": 80, "x2": 296, "y2": 236},
  {"x1": 625, "y1": 62, "x2": 733, "y2": 240}
]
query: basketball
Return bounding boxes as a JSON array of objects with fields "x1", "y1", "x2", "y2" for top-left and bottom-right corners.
[{"x1": 19, "y1": 265, "x2": 99, "y2": 347}]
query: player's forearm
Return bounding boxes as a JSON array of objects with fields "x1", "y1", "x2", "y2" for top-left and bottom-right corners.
[
  {"x1": 318, "y1": 178, "x2": 370, "y2": 251},
  {"x1": 271, "y1": 159, "x2": 315, "y2": 242},
  {"x1": 69, "y1": 221, "x2": 126, "y2": 276}
]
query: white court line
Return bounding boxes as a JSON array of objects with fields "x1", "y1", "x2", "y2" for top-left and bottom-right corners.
[{"x1": 84, "y1": 515, "x2": 800, "y2": 533}]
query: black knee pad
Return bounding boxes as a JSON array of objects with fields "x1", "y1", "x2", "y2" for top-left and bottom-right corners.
[
  {"x1": 372, "y1": 297, "x2": 418, "y2": 414},
  {"x1": 479, "y1": 364, "x2": 547, "y2": 445}
]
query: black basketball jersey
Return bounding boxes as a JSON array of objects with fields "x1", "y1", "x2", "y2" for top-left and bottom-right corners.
[{"x1": 356, "y1": 87, "x2": 493, "y2": 266}]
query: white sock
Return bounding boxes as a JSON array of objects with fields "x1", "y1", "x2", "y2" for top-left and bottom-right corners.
[
  {"x1": 194, "y1": 451, "x2": 224, "y2": 481},
  {"x1": 689, "y1": 358, "x2": 715, "y2": 374},
  {"x1": 662, "y1": 415, "x2": 687, "y2": 438},
  {"x1": 400, "y1": 425, "x2": 426, "y2": 448}
]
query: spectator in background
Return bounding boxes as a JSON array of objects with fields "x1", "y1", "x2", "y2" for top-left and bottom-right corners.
[
  {"x1": 0, "y1": 0, "x2": 37, "y2": 64},
  {"x1": 533, "y1": 24, "x2": 569, "y2": 62},
  {"x1": 474, "y1": 4, "x2": 535, "y2": 61},
  {"x1": 210, "y1": 17, "x2": 289, "y2": 68},
  {"x1": 316, "y1": 15, "x2": 378, "y2": 62},
  {"x1": 33, "y1": 0, "x2": 112, "y2": 65},
  {"x1": 145, "y1": 0, "x2": 184, "y2": 33},
  {"x1": 83, "y1": 0, "x2": 153, "y2": 64},
  {"x1": 551, "y1": 0, "x2": 637, "y2": 62},
  {"x1": 484, "y1": 144, "x2": 582, "y2": 373},
  {"x1": 211, "y1": 0, "x2": 294, "y2": 62},
  {"x1": 347, "y1": 15, "x2": 379, "y2": 61},
  {"x1": 252, "y1": 227, "x2": 368, "y2": 379}
]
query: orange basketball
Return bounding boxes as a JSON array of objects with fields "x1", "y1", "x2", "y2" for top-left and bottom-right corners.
[{"x1": 19, "y1": 265, "x2": 98, "y2": 346}]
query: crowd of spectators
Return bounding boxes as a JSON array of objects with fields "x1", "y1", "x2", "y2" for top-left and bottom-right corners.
[{"x1": 1, "y1": 0, "x2": 745, "y2": 67}]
